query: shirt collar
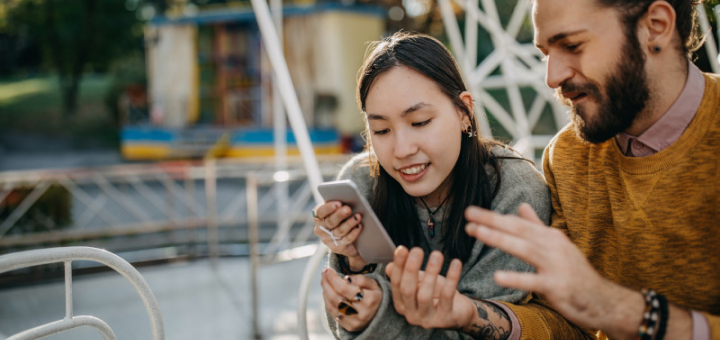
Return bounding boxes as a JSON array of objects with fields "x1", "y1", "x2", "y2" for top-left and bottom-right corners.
[{"x1": 616, "y1": 60, "x2": 705, "y2": 156}]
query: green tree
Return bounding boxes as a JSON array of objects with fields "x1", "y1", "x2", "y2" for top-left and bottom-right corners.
[{"x1": 1, "y1": 0, "x2": 144, "y2": 115}]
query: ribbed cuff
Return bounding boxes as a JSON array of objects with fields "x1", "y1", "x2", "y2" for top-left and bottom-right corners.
[
  {"x1": 484, "y1": 300, "x2": 521, "y2": 340},
  {"x1": 691, "y1": 310, "x2": 710, "y2": 340}
]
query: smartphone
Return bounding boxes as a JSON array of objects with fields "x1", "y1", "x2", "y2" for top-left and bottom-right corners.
[{"x1": 317, "y1": 180, "x2": 396, "y2": 263}]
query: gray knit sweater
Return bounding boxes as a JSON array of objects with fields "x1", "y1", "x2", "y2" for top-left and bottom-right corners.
[{"x1": 325, "y1": 146, "x2": 551, "y2": 340}]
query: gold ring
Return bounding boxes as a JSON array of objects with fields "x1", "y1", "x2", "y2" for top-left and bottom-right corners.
[
  {"x1": 312, "y1": 209, "x2": 325, "y2": 222},
  {"x1": 337, "y1": 300, "x2": 358, "y2": 316}
]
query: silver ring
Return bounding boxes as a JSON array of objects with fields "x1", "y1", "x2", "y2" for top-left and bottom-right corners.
[{"x1": 319, "y1": 225, "x2": 341, "y2": 246}]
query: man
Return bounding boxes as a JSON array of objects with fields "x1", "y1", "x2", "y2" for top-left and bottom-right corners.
[{"x1": 463, "y1": 0, "x2": 720, "y2": 339}]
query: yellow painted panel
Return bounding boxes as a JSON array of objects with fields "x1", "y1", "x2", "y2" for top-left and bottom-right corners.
[
  {"x1": 225, "y1": 145, "x2": 342, "y2": 158},
  {"x1": 121, "y1": 145, "x2": 171, "y2": 160}
]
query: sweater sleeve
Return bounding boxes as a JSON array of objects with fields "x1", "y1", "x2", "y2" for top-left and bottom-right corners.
[{"x1": 472, "y1": 140, "x2": 592, "y2": 339}]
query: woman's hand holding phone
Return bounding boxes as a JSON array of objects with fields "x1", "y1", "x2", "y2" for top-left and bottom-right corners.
[{"x1": 313, "y1": 201, "x2": 368, "y2": 270}]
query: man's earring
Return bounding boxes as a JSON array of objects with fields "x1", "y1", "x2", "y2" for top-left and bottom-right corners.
[{"x1": 653, "y1": 46, "x2": 661, "y2": 53}]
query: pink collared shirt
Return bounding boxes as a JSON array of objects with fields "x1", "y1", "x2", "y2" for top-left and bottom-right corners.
[
  {"x1": 498, "y1": 61, "x2": 711, "y2": 340},
  {"x1": 616, "y1": 61, "x2": 705, "y2": 157}
]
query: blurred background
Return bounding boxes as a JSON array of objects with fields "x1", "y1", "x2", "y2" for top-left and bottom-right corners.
[{"x1": 1, "y1": 0, "x2": 719, "y2": 338}]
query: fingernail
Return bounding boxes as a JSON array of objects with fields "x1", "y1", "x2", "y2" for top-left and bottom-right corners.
[
  {"x1": 355, "y1": 292, "x2": 364, "y2": 302},
  {"x1": 354, "y1": 214, "x2": 360, "y2": 221},
  {"x1": 344, "y1": 275, "x2": 353, "y2": 284},
  {"x1": 466, "y1": 223, "x2": 478, "y2": 234},
  {"x1": 429, "y1": 252, "x2": 441, "y2": 264}
]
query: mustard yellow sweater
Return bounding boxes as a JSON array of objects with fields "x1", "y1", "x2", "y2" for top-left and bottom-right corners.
[{"x1": 499, "y1": 73, "x2": 720, "y2": 339}]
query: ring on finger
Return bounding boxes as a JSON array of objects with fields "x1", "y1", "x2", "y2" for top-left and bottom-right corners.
[
  {"x1": 354, "y1": 287, "x2": 364, "y2": 302},
  {"x1": 319, "y1": 226, "x2": 342, "y2": 246},
  {"x1": 338, "y1": 300, "x2": 358, "y2": 316},
  {"x1": 312, "y1": 209, "x2": 325, "y2": 222}
]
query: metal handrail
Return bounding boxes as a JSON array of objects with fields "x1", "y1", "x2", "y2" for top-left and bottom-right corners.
[{"x1": 0, "y1": 246, "x2": 164, "y2": 340}]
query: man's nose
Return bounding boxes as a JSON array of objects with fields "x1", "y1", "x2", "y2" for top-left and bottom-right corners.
[{"x1": 545, "y1": 54, "x2": 574, "y2": 89}]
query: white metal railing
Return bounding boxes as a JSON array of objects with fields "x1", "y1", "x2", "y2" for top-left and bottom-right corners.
[
  {"x1": 0, "y1": 246, "x2": 164, "y2": 340},
  {"x1": 0, "y1": 157, "x2": 345, "y2": 255}
]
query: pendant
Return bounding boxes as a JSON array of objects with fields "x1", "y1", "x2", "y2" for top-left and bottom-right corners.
[{"x1": 427, "y1": 216, "x2": 435, "y2": 238}]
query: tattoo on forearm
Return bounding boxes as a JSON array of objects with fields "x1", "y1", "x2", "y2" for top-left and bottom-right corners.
[{"x1": 468, "y1": 300, "x2": 510, "y2": 340}]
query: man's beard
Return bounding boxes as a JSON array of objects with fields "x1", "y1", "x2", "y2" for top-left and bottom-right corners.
[{"x1": 557, "y1": 34, "x2": 650, "y2": 144}]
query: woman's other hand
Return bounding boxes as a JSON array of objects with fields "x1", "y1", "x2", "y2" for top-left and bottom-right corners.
[
  {"x1": 385, "y1": 247, "x2": 476, "y2": 330},
  {"x1": 321, "y1": 268, "x2": 382, "y2": 332}
]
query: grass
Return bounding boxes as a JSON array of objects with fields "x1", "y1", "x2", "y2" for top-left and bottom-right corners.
[{"x1": 0, "y1": 74, "x2": 119, "y2": 148}]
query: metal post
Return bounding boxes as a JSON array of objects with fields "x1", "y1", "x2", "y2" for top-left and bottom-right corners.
[
  {"x1": 249, "y1": 0, "x2": 325, "y2": 203},
  {"x1": 247, "y1": 173, "x2": 262, "y2": 340},
  {"x1": 271, "y1": 0, "x2": 290, "y2": 236},
  {"x1": 205, "y1": 158, "x2": 219, "y2": 264},
  {"x1": 65, "y1": 261, "x2": 73, "y2": 320}
]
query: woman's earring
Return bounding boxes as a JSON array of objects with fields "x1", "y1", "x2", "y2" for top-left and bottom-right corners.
[{"x1": 466, "y1": 124, "x2": 476, "y2": 138}]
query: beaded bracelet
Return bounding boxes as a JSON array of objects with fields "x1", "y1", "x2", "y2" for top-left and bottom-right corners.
[
  {"x1": 637, "y1": 289, "x2": 660, "y2": 340},
  {"x1": 654, "y1": 294, "x2": 669, "y2": 340}
]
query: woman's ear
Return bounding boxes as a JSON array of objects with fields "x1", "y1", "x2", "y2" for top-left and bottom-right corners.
[{"x1": 458, "y1": 91, "x2": 473, "y2": 125}]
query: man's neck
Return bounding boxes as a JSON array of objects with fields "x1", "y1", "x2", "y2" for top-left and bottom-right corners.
[{"x1": 623, "y1": 58, "x2": 689, "y2": 136}]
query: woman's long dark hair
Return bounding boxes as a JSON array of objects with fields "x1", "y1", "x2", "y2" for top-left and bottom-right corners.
[{"x1": 357, "y1": 31, "x2": 507, "y2": 263}]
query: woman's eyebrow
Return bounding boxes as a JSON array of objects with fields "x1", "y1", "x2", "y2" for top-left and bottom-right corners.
[{"x1": 366, "y1": 102, "x2": 432, "y2": 120}]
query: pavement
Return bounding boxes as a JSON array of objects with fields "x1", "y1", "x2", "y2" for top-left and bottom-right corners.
[{"x1": 0, "y1": 256, "x2": 335, "y2": 340}]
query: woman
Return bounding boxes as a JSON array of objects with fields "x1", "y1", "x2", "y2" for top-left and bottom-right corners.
[{"x1": 313, "y1": 31, "x2": 550, "y2": 339}]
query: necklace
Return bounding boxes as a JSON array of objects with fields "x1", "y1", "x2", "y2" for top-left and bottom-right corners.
[{"x1": 419, "y1": 194, "x2": 451, "y2": 238}]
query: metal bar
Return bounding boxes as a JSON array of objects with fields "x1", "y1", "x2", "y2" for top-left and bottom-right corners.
[
  {"x1": 464, "y1": 0, "x2": 478, "y2": 76},
  {"x1": 506, "y1": 0, "x2": 531, "y2": 39},
  {"x1": 439, "y1": 0, "x2": 466, "y2": 65},
  {"x1": 527, "y1": 93, "x2": 548, "y2": 130},
  {"x1": 698, "y1": 4, "x2": 720, "y2": 73},
  {"x1": 56, "y1": 177, "x2": 121, "y2": 227},
  {"x1": 477, "y1": 88, "x2": 517, "y2": 137},
  {"x1": 0, "y1": 180, "x2": 51, "y2": 238},
  {"x1": 127, "y1": 175, "x2": 173, "y2": 219},
  {"x1": 7, "y1": 316, "x2": 117, "y2": 340},
  {"x1": 74, "y1": 194, "x2": 109, "y2": 230},
  {"x1": 250, "y1": 0, "x2": 326, "y2": 204},
  {"x1": 264, "y1": 181, "x2": 312, "y2": 255},
  {"x1": 154, "y1": 173, "x2": 207, "y2": 217},
  {"x1": 205, "y1": 159, "x2": 219, "y2": 263},
  {"x1": 0, "y1": 247, "x2": 164, "y2": 340},
  {"x1": 65, "y1": 261, "x2": 73, "y2": 319},
  {"x1": 247, "y1": 173, "x2": 262, "y2": 340},
  {"x1": 219, "y1": 188, "x2": 248, "y2": 223},
  {"x1": 298, "y1": 242, "x2": 328, "y2": 340},
  {"x1": 92, "y1": 174, "x2": 153, "y2": 222}
]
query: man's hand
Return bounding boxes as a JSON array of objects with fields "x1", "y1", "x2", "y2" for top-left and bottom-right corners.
[{"x1": 465, "y1": 203, "x2": 648, "y2": 339}]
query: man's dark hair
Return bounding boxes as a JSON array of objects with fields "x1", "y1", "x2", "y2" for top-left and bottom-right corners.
[{"x1": 597, "y1": 0, "x2": 705, "y2": 58}]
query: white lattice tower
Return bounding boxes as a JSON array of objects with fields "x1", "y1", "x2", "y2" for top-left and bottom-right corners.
[{"x1": 440, "y1": 0, "x2": 720, "y2": 161}]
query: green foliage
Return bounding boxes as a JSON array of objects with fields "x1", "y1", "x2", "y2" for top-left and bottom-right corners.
[{"x1": 1, "y1": 0, "x2": 145, "y2": 114}]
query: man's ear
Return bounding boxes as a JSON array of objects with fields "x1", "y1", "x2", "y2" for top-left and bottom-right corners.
[
  {"x1": 458, "y1": 91, "x2": 474, "y2": 123},
  {"x1": 638, "y1": 1, "x2": 677, "y2": 54}
]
